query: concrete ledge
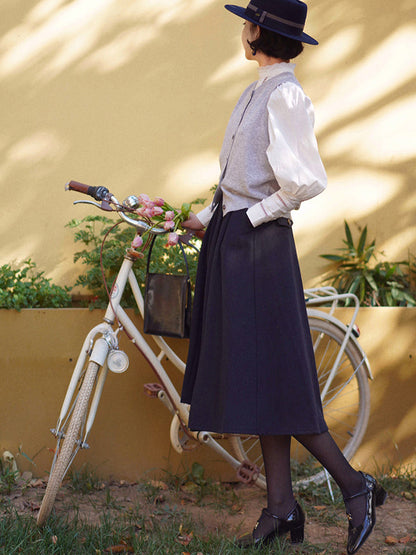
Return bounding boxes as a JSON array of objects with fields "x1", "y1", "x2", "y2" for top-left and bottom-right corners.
[{"x1": 0, "y1": 307, "x2": 415, "y2": 481}]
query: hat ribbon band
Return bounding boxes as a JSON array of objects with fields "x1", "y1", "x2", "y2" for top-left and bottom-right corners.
[{"x1": 246, "y1": 2, "x2": 304, "y2": 30}]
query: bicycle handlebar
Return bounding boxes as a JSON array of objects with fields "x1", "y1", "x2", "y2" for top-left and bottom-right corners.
[
  {"x1": 66, "y1": 180, "x2": 110, "y2": 201},
  {"x1": 65, "y1": 180, "x2": 166, "y2": 235}
]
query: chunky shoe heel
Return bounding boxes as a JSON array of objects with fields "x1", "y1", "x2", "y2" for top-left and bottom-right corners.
[
  {"x1": 235, "y1": 502, "x2": 305, "y2": 548},
  {"x1": 375, "y1": 483, "x2": 387, "y2": 507},
  {"x1": 290, "y1": 524, "x2": 304, "y2": 544}
]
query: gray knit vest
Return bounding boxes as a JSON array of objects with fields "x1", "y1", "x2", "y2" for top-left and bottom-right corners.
[{"x1": 218, "y1": 71, "x2": 300, "y2": 215}]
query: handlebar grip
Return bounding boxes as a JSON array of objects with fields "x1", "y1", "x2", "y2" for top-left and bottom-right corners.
[{"x1": 65, "y1": 180, "x2": 110, "y2": 201}]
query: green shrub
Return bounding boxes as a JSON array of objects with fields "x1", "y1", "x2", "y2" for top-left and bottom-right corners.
[
  {"x1": 0, "y1": 259, "x2": 72, "y2": 310},
  {"x1": 320, "y1": 221, "x2": 416, "y2": 306},
  {"x1": 67, "y1": 215, "x2": 201, "y2": 309}
]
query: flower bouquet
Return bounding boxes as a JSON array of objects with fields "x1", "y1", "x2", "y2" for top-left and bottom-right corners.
[{"x1": 129, "y1": 194, "x2": 204, "y2": 257}]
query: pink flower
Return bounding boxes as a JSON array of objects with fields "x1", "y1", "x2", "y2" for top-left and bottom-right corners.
[
  {"x1": 152, "y1": 206, "x2": 164, "y2": 216},
  {"x1": 131, "y1": 235, "x2": 143, "y2": 248},
  {"x1": 166, "y1": 232, "x2": 179, "y2": 246},
  {"x1": 164, "y1": 220, "x2": 175, "y2": 231},
  {"x1": 144, "y1": 207, "x2": 154, "y2": 218},
  {"x1": 165, "y1": 210, "x2": 175, "y2": 221},
  {"x1": 138, "y1": 193, "x2": 151, "y2": 205},
  {"x1": 135, "y1": 207, "x2": 146, "y2": 217},
  {"x1": 154, "y1": 197, "x2": 164, "y2": 207}
]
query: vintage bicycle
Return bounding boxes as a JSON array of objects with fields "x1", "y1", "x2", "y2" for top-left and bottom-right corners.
[{"x1": 36, "y1": 181, "x2": 372, "y2": 526}]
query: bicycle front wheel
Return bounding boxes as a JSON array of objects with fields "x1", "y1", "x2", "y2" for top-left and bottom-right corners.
[
  {"x1": 37, "y1": 361, "x2": 100, "y2": 526},
  {"x1": 230, "y1": 316, "x2": 371, "y2": 489}
]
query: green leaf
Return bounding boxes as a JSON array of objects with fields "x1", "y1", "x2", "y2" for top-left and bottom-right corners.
[
  {"x1": 320, "y1": 254, "x2": 345, "y2": 261},
  {"x1": 357, "y1": 226, "x2": 368, "y2": 257},
  {"x1": 364, "y1": 273, "x2": 378, "y2": 292},
  {"x1": 344, "y1": 221, "x2": 354, "y2": 249}
]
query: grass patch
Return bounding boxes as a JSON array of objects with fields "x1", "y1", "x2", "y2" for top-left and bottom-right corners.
[
  {"x1": 68, "y1": 463, "x2": 103, "y2": 494},
  {"x1": 0, "y1": 507, "x2": 326, "y2": 554},
  {"x1": 159, "y1": 461, "x2": 243, "y2": 514},
  {"x1": 375, "y1": 462, "x2": 416, "y2": 501}
]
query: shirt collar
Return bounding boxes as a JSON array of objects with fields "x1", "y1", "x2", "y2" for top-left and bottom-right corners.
[{"x1": 257, "y1": 62, "x2": 295, "y2": 84}]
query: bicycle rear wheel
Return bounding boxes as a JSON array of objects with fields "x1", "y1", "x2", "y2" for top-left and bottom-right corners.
[
  {"x1": 37, "y1": 361, "x2": 100, "y2": 526},
  {"x1": 230, "y1": 316, "x2": 371, "y2": 489}
]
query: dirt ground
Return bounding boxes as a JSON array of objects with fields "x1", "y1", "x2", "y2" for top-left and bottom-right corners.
[{"x1": 2, "y1": 475, "x2": 416, "y2": 554}]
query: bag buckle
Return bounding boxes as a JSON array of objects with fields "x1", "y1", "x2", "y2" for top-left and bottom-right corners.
[{"x1": 236, "y1": 460, "x2": 260, "y2": 484}]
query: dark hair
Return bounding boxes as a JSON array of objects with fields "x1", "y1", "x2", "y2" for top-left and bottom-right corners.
[{"x1": 249, "y1": 25, "x2": 304, "y2": 60}]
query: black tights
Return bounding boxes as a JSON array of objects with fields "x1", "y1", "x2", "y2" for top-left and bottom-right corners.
[{"x1": 258, "y1": 432, "x2": 367, "y2": 532}]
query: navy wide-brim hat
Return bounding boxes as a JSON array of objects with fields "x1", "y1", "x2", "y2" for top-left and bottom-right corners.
[{"x1": 225, "y1": 0, "x2": 318, "y2": 45}]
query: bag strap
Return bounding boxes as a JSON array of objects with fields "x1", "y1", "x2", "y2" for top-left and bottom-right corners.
[{"x1": 146, "y1": 234, "x2": 190, "y2": 279}]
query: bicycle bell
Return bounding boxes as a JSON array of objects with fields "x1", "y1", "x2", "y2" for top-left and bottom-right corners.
[{"x1": 123, "y1": 195, "x2": 140, "y2": 210}]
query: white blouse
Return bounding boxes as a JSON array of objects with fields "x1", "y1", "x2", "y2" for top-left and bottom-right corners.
[{"x1": 197, "y1": 62, "x2": 327, "y2": 228}]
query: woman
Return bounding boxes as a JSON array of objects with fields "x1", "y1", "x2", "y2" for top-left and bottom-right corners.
[{"x1": 181, "y1": 1, "x2": 386, "y2": 553}]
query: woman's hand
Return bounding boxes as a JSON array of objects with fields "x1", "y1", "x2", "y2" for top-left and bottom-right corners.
[
  {"x1": 181, "y1": 212, "x2": 205, "y2": 231},
  {"x1": 181, "y1": 212, "x2": 205, "y2": 238}
]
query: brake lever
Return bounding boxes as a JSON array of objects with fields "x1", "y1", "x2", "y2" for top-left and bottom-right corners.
[{"x1": 73, "y1": 199, "x2": 114, "y2": 212}]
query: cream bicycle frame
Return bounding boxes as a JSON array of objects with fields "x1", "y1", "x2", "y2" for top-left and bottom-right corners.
[{"x1": 54, "y1": 253, "x2": 243, "y2": 473}]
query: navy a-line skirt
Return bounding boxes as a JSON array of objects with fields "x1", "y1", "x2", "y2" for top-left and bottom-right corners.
[{"x1": 181, "y1": 203, "x2": 328, "y2": 436}]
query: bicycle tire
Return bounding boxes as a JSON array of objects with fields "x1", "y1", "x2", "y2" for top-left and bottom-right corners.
[
  {"x1": 230, "y1": 316, "x2": 371, "y2": 489},
  {"x1": 37, "y1": 361, "x2": 100, "y2": 526}
]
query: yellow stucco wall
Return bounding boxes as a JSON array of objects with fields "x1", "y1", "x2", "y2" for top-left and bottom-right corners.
[
  {"x1": 0, "y1": 308, "x2": 415, "y2": 481},
  {"x1": 1, "y1": 0, "x2": 415, "y2": 289}
]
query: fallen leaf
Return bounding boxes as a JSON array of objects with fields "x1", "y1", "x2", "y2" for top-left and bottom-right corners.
[
  {"x1": 51, "y1": 536, "x2": 58, "y2": 545},
  {"x1": 403, "y1": 491, "x2": 413, "y2": 500},
  {"x1": 385, "y1": 536, "x2": 398, "y2": 545},
  {"x1": 24, "y1": 500, "x2": 40, "y2": 511},
  {"x1": 399, "y1": 535, "x2": 413, "y2": 544},
  {"x1": 103, "y1": 545, "x2": 134, "y2": 553},
  {"x1": 176, "y1": 531, "x2": 193, "y2": 546},
  {"x1": 313, "y1": 505, "x2": 327, "y2": 511},
  {"x1": 30, "y1": 479, "x2": 44, "y2": 488},
  {"x1": 150, "y1": 479, "x2": 168, "y2": 490}
]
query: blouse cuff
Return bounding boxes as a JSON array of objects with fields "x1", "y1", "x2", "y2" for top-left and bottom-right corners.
[
  {"x1": 195, "y1": 205, "x2": 213, "y2": 227},
  {"x1": 246, "y1": 203, "x2": 273, "y2": 227},
  {"x1": 247, "y1": 190, "x2": 298, "y2": 227}
]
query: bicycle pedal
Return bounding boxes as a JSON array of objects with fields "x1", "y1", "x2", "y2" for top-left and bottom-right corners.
[
  {"x1": 144, "y1": 383, "x2": 164, "y2": 397},
  {"x1": 236, "y1": 460, "x2": 260, "y2": 484}
]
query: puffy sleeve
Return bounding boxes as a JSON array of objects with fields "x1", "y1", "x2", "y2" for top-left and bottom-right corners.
[{"x1": 247, "y1": 82, "x2": 327, "y2": 227}]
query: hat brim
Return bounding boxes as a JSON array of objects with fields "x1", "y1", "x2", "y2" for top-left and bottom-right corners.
[{"x1": 224, "y1": 4, "x2": 318, "y2": 45}]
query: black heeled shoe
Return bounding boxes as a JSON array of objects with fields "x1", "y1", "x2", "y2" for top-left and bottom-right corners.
[
  {"x1": 345, "y1": 472, "x2": 387, "y2": 554},
  {"x1": 236, "y1": 502, "x2": 305, "y2": 548}
]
